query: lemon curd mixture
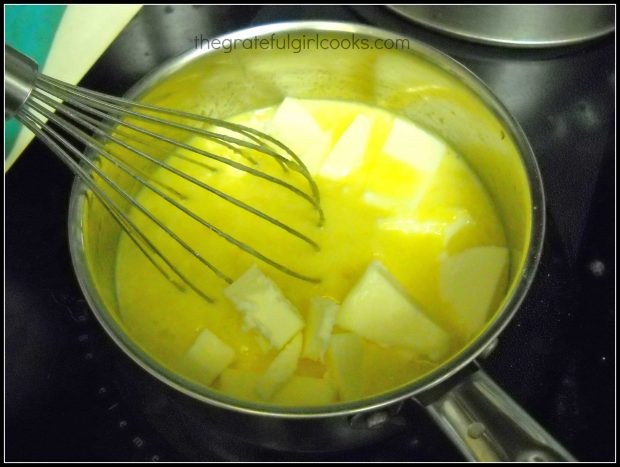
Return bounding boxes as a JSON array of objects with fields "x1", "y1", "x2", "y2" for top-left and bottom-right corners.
[{"x1": 113, "y1": 98, "x2": 509, "y2": 406}]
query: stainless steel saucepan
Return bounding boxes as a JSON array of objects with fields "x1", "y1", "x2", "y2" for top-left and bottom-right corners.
[{"x1": 67, "y1": 22, "x2": 574, "y2": 461}]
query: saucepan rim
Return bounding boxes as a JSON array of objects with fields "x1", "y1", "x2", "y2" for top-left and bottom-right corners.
[{"x1": 68, "y1": 21, "x2": 545, "y2": 418}]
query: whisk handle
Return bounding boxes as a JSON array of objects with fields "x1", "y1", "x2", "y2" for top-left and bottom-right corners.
[{"x1": 5, "y1": 45, "x2": 38, "y2": 119}]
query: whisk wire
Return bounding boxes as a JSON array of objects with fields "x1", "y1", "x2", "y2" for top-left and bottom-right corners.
[
  {"x1": 6, "y1": 44, "x2": 324, "y2": 297},
  {"x1": 37, "y1": 75, "x2": 315, "y2": 174},
  {"x1": 19, "y1": 110, "x2": 219, "y2": 302},
  {"x1": 12, "y1": 70, "x2": 325, "y2": 298},
  {"x1": 36, "y1": 74, "x2": 324, "y2": 215},
  {"x1": 22, "y1": 99, "x2": 321, "y2": 283},
  {"x1": 19, "y1": 106, "x2": 235, "y2": 281},
  {"x1": 28, "y1": 92, "x2": 320, "y2": 250},
  {"x1": 32, "y1": 82, "x2": 323, "y2": 219}
]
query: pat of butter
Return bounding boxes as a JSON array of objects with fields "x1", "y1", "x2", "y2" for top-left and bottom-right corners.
[
  {"x1": 327, "y1": 333, "x2": 364, "y2": 401},
  {"x1": 272, "y1": 376, "x2": 337, "y2": 406},
  {"x1": 178, "y1": 328, "x2": 235, "y2": 385},
  {"x1": 440, "y1": 246, "x2": 509, "y2": 339},
  {"x1": 320, "y1": 114, "x2": 372, "y2": 180},
  {"x1": 337, "y1": 260, "x2": 450, "y2": 361},
  {"x1": 363, "y1": 118, "x2": 447, "y2": 212},
  {"x1": 382, "y1": 117, "x2": 446, "y2": 173},
  {"x1": 256, "y1": 334, "x2": 303, "y2": 400},
  {"x1": 218, "y1": 368, "x2": 261, "y2": 401},
  {"x1": 378, "y1": 209, "x2": 474, "y2": 247},
  {"x1": 269, "y1": 97, "x2": 332, "y2": 174},
  {"x1": 224, "y1": 265, "x2": 304, "y2": 350},
  {"x1": 302, "y1": 297, "x2": 339, "y2": 362}
]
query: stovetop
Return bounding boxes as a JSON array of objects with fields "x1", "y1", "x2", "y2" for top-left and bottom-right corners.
[{"x1": 5, "y1": 5, "x2": 615, "y2": 461}]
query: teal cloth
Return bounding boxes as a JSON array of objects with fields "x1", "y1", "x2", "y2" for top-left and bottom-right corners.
[{"x1": 5, "y1": 5, "x2": 66, "y2": 156}]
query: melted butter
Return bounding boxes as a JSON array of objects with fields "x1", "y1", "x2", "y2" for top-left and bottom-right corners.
[{"x1": 113, "y1": 99, "x2": 507, "y2": 404}]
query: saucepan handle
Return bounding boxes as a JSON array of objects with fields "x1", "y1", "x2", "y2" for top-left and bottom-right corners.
[{"x1": 420, "y1": 368, "x2": 576, "y2": 461}]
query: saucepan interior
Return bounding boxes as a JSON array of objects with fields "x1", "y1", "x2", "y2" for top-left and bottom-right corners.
[{"x1": 68, "y1": 22, "x2": 544, "y2": 417}]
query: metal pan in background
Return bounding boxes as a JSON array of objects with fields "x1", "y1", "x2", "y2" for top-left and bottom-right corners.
[{"x1": 387, "y1": 5, "x2": 615, "y2": 48}]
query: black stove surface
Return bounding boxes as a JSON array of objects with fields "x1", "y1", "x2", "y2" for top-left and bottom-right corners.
[{"x1": 5, "y1": 5, "x2": 615, "y2": 462}]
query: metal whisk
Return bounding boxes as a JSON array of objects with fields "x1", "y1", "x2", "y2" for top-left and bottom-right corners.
[{"x1": 5, "y1": 45, "x2": 322, "y2": 301}]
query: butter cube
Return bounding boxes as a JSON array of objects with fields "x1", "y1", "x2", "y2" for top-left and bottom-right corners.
[
  {"x1": 337, "y1": 260, "x2": 451, "y2": 361},
  {"x1": 378, "y1": 208, "x2": 473, "y2": 247},
  {"x1": 302, "y1": 297, "x2": 339, "y2": 362},
  {"x1": 272, "y1": 376, "x2": 337, "y2": 406},
  {"x1": 256, "y1": 334, "x2": 302, "y2": 400},
  {"x1": 218, "y1": 368, "x2": 260, "y2": 401},
  {"x1": 363, "y1": 118, "x2": 446, "y2": 212},
  {"x1": 440, "y1": 246, "x2": 509, "y2": 339},
  {"x1": 327, "y1": 333, "x2": 364, "y2": 401},
  {"x1": 224, "y1": 265, "x2": 304, "y2": 350},
  {"x1": 319, "y1": 114, "x2": 372, "y2": 180},
  {"x1": 382, "y1": 117, "x2": 446, "y2": 173},
  {"x1": 362, "y1": 342, "x2": 419, "y2": 397},
  {"x1": 270, "y1": 97, "x2": 332, "y2": 174},
  {"x1": 178, "y1": 328, "x2": 235, "y2": 385}
]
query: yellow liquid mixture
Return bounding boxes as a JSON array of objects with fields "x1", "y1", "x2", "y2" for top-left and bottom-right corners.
[{"x1": 114, "y1": 99, "x2": 508, "y2": 406}]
